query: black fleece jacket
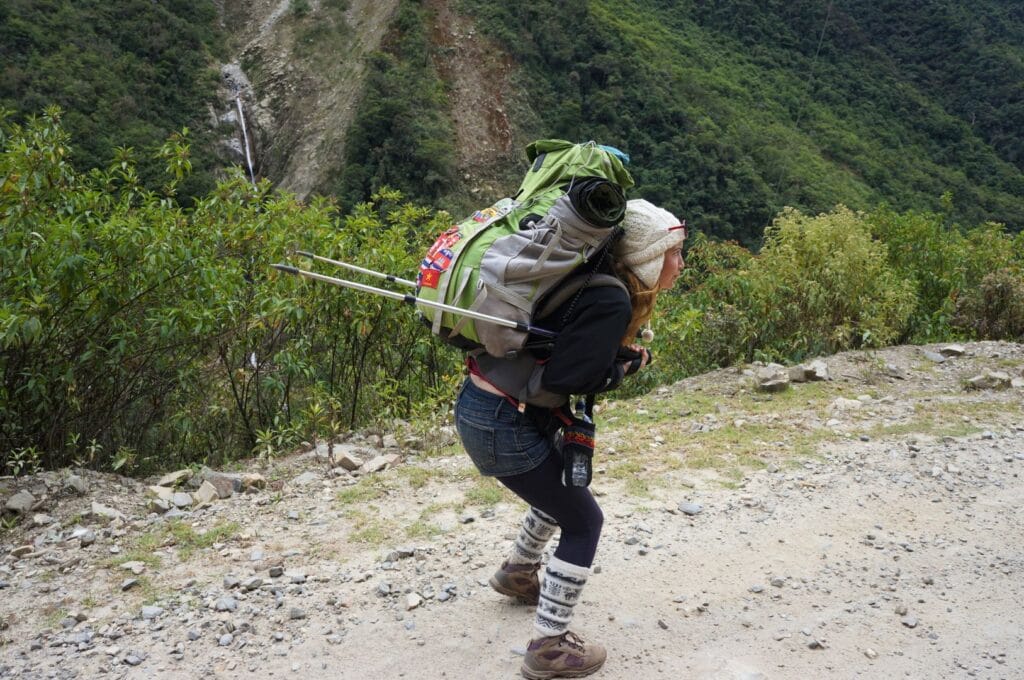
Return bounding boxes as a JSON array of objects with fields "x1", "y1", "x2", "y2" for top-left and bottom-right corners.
[{"x1": 531, "y1": 284, "x2": 632, "y2": 396}]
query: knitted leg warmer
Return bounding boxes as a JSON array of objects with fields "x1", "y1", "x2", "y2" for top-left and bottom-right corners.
[
  {"x1": 508, "y1": 507, "x2": 559, "y2": 566},
  {"x1": 533, "y1": 555, "x2": 590, "y2": 638}
]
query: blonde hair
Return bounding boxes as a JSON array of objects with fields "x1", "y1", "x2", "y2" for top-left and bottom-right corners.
[{"x1": 613, "y1": 260, "x2": 660, "y2": 345}]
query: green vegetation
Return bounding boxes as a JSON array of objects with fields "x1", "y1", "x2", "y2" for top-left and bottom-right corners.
[
  {"x1": 1, "y1": 110, "x2": 463, "y2": 474},
  {"x1": 458, "y1": 0, "x2": 1024, "y2": 243},
  {"x1": 336, "y1": 0, "x2": 456, "y2": 209},
  {"x1": 461, "y1": 477, "x2": 506, "y2": 507},
  {"x1": 2, "y1": 112, "x2": 1022, "y2": 476},
  {"x1": 0, "y1": 0, "x2": 222, "y2": 201}
]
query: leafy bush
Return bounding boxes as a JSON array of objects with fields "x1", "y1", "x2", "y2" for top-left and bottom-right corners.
[
  {"x1": 868, "y1": 200, "x2": 1024, "y2": 342},
  {"x1": 0, "y1": 109, "x2": 461, "y2": 474},
  {"x1": 741, "y1": 206, "x2": 917, "y2": 359},
  {"x1": 953, "y1": 269, "x2": 1024, "y2": 341}
]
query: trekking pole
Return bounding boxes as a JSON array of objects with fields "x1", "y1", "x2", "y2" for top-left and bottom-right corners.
[
  {"x1": 271, "y1": 264, "x2": 558, "y2": 339},
  {"x1": 294, "y1": 250, "x2": 417, "y2": 288}
]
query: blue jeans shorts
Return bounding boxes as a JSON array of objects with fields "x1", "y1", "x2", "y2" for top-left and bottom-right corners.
[{"x1": 454, "y1": 378, "x2": 553, "y2": 477}]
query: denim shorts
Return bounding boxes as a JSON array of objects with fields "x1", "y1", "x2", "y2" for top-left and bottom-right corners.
[{"x1": 454, "y1": 378, "x2": 553, "y2": 477}]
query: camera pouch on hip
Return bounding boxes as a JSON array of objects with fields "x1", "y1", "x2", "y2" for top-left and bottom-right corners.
[{"x1": 560, "y1": 416, "x2": 595, "y2": 488}]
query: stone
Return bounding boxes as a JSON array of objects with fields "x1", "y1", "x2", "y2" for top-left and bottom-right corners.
[
  {"x1": 147, "y1": 485, "x2": 175, "y2": 501},
  {"x1": 5, "y1": 490, "x2": 35, "y2": 514},
  {"x1": 830, "y1": 397, "x2": 863, "y2": 411},
  {"x1": 337, "y1": 452, "x2": 365, "y2": 471},
  {"x1": 292, "y1": 471, "x2": 319, "y2": 487},
  {"x1": 140, "y1": 606, "x2": 163, "y2": 620},
  {"x1": 90, "y1": 502, "x2": 125, "y2": 521},
  {"x1": 678, "y1": 502, "x2": 703, "y2": 516},
  {"x1": 965, "y1": 371, "x2": 1012, "y2": 390},
  {"x1": 242, "y1": 577, "x2": 263, "y2": 591},
  {"x1": 901, "y1": 616, "x2": 919, "y2": 628},
  {"x1": 78, "y1": 529, "x2": 97, "y2": 547},
  {"x1": 382, "y1": 434, "x2": 400, "y2": 449},
  {"x1": 120, "y1": 561, "x2": 146, "y2": 576},
  {"x1": 121, "y1": 579, "x2": 139, "y2": 591},
  {"x1": 171, "y1": 492, "x2": 193, "y2": 508},
  {"x1": 219, "y1": 633, "x2": 234, "y2": 647},
  {"x1": 203, "y1": 473, "x2": 238, "y2": 499},
  {"x1": 289, "y1": 608, "x2": 306, "y2": 620},
  {"x1": 124, "y1": 652, "x2": 145, "y2": 666},
  {"x1": 362, "y1": 454, "x2": 400, "y2": 474},
  {"x1": 806, "y1": 360, "x2": 830, "y2": 381},
  {"x1": 241, "y1": 473, "x2": 266, "y2": 490},
  {"x1": 406, "y1": 593, "x2": 423, "y2": 610},
  {"x1": 865, "y1": 648, "x2": 879, "y2": 660},
  {"x1": 148, "y1": 498, "x2": 171, "y2": 514},
  {"x1": 10, "y1": 544, "x2": 32, "y2": 558},
  {"x1": 939, "y1": 344, "x2": 966, "y2": 357},
  {"x1": 922, "y1": 350, "x2": 947, "y2": 363},
  {"x1": 269, "y1": 566, "x2": 284, "y2": 578},
  {"x1": 193, "y1": 481, "x2": 219, "y2": 505},
  {"x1": 758, "y1": 378, "x2": 790, "y2": 393},
  {"x1": 32, "y1": 513, "x2": 55, "y2": 527},
  {"x1": 214, "y1": 597, "x2": 237, "y2": 612},
  {"x1": 156, "y1": 469, "x2": 192, "y2": 487},
  {"x1": 66, "y1": 475, "x2": 88, "y2": 494},
  {"x1": 788, "y1": 365, "x2": 809, "y2": 383}
]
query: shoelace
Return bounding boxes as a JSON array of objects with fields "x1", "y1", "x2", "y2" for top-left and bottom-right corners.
[{"x1": 561, "y1": 631, "x2": 586, "y2": 652}]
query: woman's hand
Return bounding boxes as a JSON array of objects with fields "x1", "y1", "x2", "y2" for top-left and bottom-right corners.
[{"x1": 619, "y1": 344, "x2": 651, "y2": 375}]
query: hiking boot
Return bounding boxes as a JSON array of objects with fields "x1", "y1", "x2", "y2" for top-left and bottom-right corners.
[
  {"x1": 520, "y1": 631, "x2": 607, "y2": 679},
  {"x1": 489, "y1": 561, "x2": 540, "y2": 604}
]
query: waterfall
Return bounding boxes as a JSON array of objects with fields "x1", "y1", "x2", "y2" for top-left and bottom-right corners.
[{"x1": 235, "y1": 95, "x2": 256, "y2": 186}]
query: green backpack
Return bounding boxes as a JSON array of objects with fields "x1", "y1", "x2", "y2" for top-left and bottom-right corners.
[{"x1": 416, "y1": 139, "x2": 634, "y2": 358}]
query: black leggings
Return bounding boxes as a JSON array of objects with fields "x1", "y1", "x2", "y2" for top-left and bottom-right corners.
[{"x1": 496, "y1": 451, "x2": 604, "y2": 568}]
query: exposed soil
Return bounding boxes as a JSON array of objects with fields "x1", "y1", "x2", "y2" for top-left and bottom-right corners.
[{"x1": 1, "y1": 342, "x2": 1023, "y2": 679}]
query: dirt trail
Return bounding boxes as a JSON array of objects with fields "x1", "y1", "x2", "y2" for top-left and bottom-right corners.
[{"x1": 1, "y1": 342, "x2": 1022, "y2": 679}]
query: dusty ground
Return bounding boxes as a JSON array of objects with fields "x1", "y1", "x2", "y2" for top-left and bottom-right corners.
[{"x1": 1, "y1": 342, "x2": 1023, "y2": 679}]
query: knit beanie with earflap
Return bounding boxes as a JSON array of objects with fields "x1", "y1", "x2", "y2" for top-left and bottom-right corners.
[{"x1": 615, "y1": 199, "x2": 687, "y2": 289}]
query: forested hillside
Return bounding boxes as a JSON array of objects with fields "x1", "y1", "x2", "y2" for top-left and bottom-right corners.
[
  {"x1": 0, "y1": 0, "x2": 223, "y2": 199},
  {"x1": 2, "y1": 0, "x2": 1021, "y2": 243},
  {"x1": 449, "y1": 0, "x2": 1024, "y2": 243}
]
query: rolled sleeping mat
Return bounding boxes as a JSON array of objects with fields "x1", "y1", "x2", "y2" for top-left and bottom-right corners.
[{"x1": 563, "y1": 176, "x2": 626, "y2": 229}]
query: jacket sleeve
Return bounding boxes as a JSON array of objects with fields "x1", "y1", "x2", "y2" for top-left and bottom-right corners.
[{"x1": 539, "y1": 286, "x2": 632, "y2": 396}]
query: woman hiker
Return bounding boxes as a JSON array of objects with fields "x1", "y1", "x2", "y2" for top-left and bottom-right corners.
[{"x1": 454, "y1": 199, "x2": 687, "y2": 679}]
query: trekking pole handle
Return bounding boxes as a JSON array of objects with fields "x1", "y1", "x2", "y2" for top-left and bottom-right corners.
[
  {"x1": 271, "y1": 264, "x2": 557, "y2": 339},
  {"x1": 294, "y1": 250, "x2": 418, "y2": 288}
]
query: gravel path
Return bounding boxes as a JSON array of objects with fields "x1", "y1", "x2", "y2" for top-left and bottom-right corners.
[{"x1": 2, "y1": 342, "x2": 1022, "y2": 679}]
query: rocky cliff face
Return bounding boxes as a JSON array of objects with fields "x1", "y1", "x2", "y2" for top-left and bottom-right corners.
[
  {"x1": 217, "y1": 0, "x2": 400, "y2": 200},
  {"x1": 214, "y1": 0, "x2": 528, "y2": 203}
]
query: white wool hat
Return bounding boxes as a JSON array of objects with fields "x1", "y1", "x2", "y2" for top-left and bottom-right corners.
[{"x1": 615, "y1": 199, "x2": 687, "y2": 289}]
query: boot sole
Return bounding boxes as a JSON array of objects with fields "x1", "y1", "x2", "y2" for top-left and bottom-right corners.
[
  {"x1": 520, "y1": 660, "x2": 605, "y2": 679},
  {"x1": 488, "y1": 576, "x2": 539, "y2": 605}
]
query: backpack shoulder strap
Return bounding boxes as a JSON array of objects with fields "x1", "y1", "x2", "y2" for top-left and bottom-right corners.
[{"x1": 537, "y1": 273, "x2": 627, "y2": 319}]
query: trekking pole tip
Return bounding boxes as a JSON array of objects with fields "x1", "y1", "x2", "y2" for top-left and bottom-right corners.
[
  {"x1": 271, "y1": 263, "x2": 300, "y2": 275},
  {"x1": 295, "y1": 250, "x2": 314, "y2": 259}
]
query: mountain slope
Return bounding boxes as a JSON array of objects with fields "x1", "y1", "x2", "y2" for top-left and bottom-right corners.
[
  {"x1": 3, "y1": 0, "x2": 1021, "y2": 242},
  {"x1": 452, "y1": 0, "x2": 1024, "y2": 242}
]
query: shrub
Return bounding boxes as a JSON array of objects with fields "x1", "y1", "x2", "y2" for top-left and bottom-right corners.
[
  {"x1": 0, "y1": 110, "x2": 461, "y2": 474},
  {"x1": 953, "y1": 269, "x2": 1024, "y2": 341},
  {"x1": 868, "y1": 202, "x2": 1024, "y2": 342},
  {"x1": 742, "y1": 206, "x2": 916, "y2": 360}
]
